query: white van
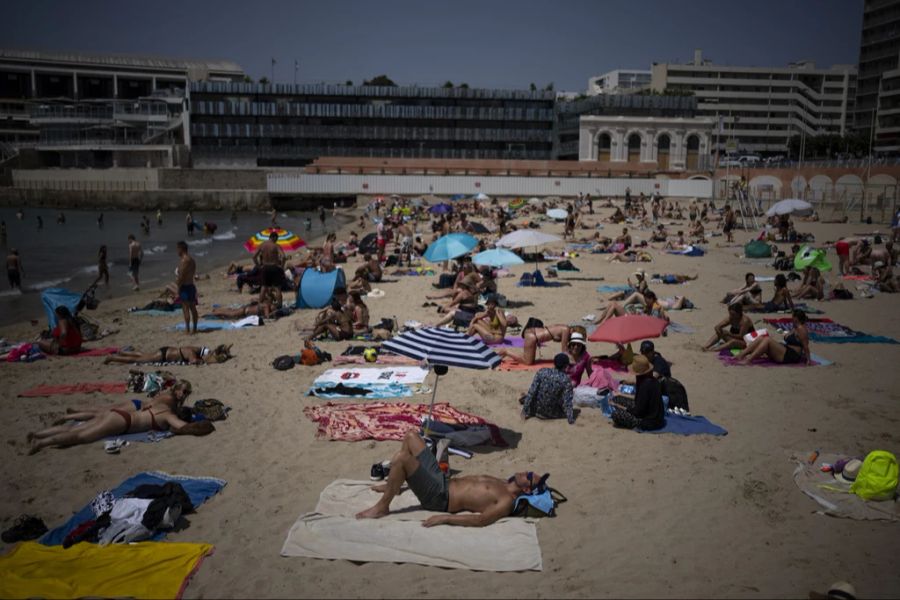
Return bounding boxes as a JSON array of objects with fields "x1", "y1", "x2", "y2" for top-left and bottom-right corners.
[
  {"x1": 719, "y1": 156, "x2": 742, "y2": 167},
  {"x1": 738, "y1": 155, "x2": 761, "y2": 165}
]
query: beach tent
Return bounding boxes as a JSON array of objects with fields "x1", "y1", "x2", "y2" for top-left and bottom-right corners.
[
  {"x1": 295, "y1": 268, "x2": 346, "y2": 309},
  {"x1": 744, "y1": 240, "x2": 772, "y2": 258},
  {"x1": 41, "y1": 288, "x2": 83, "y2": 328}
]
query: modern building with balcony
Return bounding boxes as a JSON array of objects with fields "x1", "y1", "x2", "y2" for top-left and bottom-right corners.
[
  {"x1": 0, "y1": 48, "x2": 244, "y2": 167},
  {"x1": 854, "y1": 0, "x2": 900, "y2": 153},
  {"x1": 188, "y1": 81, "x2": 556, "y2": 167},
  {"x1": 651, "y1": 50, "x2": 857, "y2": 157},
  {"x1": 587, "y1": 69, "x2": 652, "y2": 95}
]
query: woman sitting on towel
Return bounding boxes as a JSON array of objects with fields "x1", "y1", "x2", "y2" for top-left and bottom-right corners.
[
  {"x1": 496, "y1": 320, "x2": 572, "y2": 365},
  {"x1": 347, "y1": 266, "x2": 373, "y2": 296},
  {"x1": 465, "y1": 294, "x2": 507, "y2": 344},
  {"x1": 792, "y1": 266, "x2": 825, "y2": 300},
  {"x1": 747, "y1": 274, "x2": 794, "y2": 312},
  {"x1": 736, "y1": 309, "x2": 811, "y2": 365},
  {"x1": 347, "y1": 291, "x2": 371, "y2": 331},
  {"x1": 27, "y1": 381, "x2": 213, "y2": 455},
  {"x1": 722, "y1": 273, "x2": 763, "y2": 306},
  {"x1": 565, "y1": 331, "x2": 592, "y2": 386},
  {"x1": 303, "y1": 299, "x2": 354, "y2": 342},
  {"x1": 103, "y1": 344, "x2": 232, "y2": 366},
  {"x1": 703, "y1": 303, "x2": 753, "y2": 352},
  {"x1": 37, "y1": 306, "x2": 83, "y2": 356},
  {"x1": 605, "y1": 271, "x2": 650, "y2": 302}
]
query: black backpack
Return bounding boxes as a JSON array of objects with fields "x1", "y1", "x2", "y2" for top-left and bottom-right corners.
[
  {"x1": 272, "y1": 355, "x2": 295, "y2": 371},
  {"x1": 660, "y1": 376, "x2": 689, "y2": 412}
]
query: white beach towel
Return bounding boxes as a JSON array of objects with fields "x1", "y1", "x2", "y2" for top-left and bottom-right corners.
[
  {"x1": 313, "y1": 367, "x2": 430, "y2": 386},
  {"x1": 280, "y1": 479, "x2": 542, "y2": 571}
]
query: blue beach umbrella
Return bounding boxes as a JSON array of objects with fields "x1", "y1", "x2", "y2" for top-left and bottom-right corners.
[
  {"x1": 423, "y1": 233, "x2": 478, "y2": 263},
  {"x1": 429, "y1": 203, "x2": 453, "y2": 215},
  {"x1": 450, "y1": 194, "x2": 466, "y2": 201},
  {"x1": 473, "y1": 248, "x2": 525, "y2": 268}
]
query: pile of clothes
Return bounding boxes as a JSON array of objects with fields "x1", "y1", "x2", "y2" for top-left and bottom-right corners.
[{"x1": 127, "y1": 370, "x2": 176, "y2": 396}]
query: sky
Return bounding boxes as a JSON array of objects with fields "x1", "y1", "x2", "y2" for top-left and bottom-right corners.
[{"x1": 2, "y1": 0, "x2": 863, "y2": 91}]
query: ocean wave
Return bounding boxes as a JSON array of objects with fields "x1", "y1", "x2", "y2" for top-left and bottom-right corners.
[
  {"x1": 0, "y1": 289, "x2": 24, "y2": 298},
  {"x1": 144, "y1": 245, "x2": 169, "y2": 255},
  {"x1": 213, "y1": 231, "x2": 236, "y2": 241},
  {"x1": 194, "y1": 250, "x2": 209, "y2": 257},
  {"x1": 30, "y1": 277, "x2": 71, "y2": 290},
  {"x1": 187, "y1": 238, "x2": 212, "y2": 247},
  {"x1": 77, "y1": 265, "x2": 99, "y2": 275}
]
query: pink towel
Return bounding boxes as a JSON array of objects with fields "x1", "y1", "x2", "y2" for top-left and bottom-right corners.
[{"x1": 584, "y1": 367, "x2": 620, "y2": 391}]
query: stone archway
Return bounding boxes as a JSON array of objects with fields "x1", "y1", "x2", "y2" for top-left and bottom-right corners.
[
  {"x1": 597, "y1": 132, "x2": 612, "y2": 162},
  {"x1": 657, "y1": 133, "x2": 671, "y2": 170},
  {"x1": 627, "y1": 133, "x2": 642, "y2": 163},
  {"x1": 685, "y1": 134, "x2": 700, "y2": 170}
]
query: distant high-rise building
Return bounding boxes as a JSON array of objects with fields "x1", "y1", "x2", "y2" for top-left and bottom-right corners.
[{"x1": 855, "y1": 0, "x2": 900, "y2": 153}]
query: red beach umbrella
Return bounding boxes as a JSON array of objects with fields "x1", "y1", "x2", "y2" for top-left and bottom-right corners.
[{"x1": 588, "y1": 314, "x2": 668, "y2": 344}]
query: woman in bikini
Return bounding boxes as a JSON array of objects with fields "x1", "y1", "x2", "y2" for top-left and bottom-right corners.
[
  {"x1": 596, "y1": 289, "x2": 670, "y2": 325},
  {"x1": 37, "y1": 306, "x2": 83, "y2": 356},
  {"x1": 348, "y1": 291, "x2": 371, "y2": 331},
  {"x1": 736, "y1": 309, "x2": 811, "y2": 365},
  {"x1": 466, "y1": 295, "x2": 507, "y2": 344},
  {"x1": 723, "y1": 273, "x2": 763, "y2": 306},
  {"x1": 103, "y1": 344, "x2": 232, "y2": 365},
  {"x1": 496, "y1": 320, "x2": 571, "y2": 365},
  {"x1": 747, "y1": 274, "x2": 794, "y2": 312},
  {"x1": 27, "y1": 381, "x2": 213, "y2": 454},
  {"x1": 208, "y1": 289, "x2": 278, "y2": 320},
  {"x1": 703, "y1": 303, "x2": 754, "y2": 351},
  {"x1": 793, "y1": 266, "x2": 825, "y2": 300}
]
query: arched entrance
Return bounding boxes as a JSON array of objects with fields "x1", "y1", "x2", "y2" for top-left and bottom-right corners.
[
  {"x1": 657, "y1": 134, "x2": 671, "y2": 170},
  {"x1": 627, "y1": 133, "x2": 641, "y2": 163},
  {"x1": 597, "y1": 133, "x2": 611, "y2": 162},
  {"x1": 685, "y1": 134, "x2": 700, "y2": 170}
]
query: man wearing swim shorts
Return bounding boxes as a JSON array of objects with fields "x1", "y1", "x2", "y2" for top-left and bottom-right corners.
[
  {"x1": 175, "y1": 241, "x2": 199, "y2": 334},
  {"x1": 356, "y1": 430, "x2": 543, "y2": 527},
  {"x1": 127, "y1": 234, "x2": 143, "y2": 291},
  {"x1": 253, "y1": 230, "x2": 286, "y2": 307},
  {"x1": 6, "y1": 248, "x2": 23, "y2": 290},
  {"x1": 835, "y1": 238, "x2": 851, "y2": 275}
]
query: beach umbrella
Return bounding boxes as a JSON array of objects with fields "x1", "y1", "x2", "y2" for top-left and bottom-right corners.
[
  {"x1": 423, "y1": 233, "x2": 478, "y2": 263},
  {"x1": 382, "y1": 327, "x2": 501, "y2": 435},
  {"x1": 794, "y1": 245, "x2": 833, "y2": 272},
  {"x1": 359, "y1": 233, "x2": 378, "y2": 255},
  {"x1": 588, "y1": 314, "x2": 669, "y2": 344},
  {"x1": 243, "y1": 228, "x2": 305, "y2": 253},
  {"x1": 468, "y1": 221, "x2": 490, "y2": 234},
  {"x1": 429, "y1": 203, "x2": 453, "y2": 215},
  {"x1": 528, "y1": 197, "x2": 542, "y2": 206},
  {"x1": 508, "y1": 197, "x2": 527, "y2": 211},
  {"x1": 473, "y1": 248, "x2": 525, "y2": 268},
  {"x1": 546, "y1": 208, "x2": 568, "y2": 220},
  {"x1": 496, "y1": 229, "x2": 561, "y2": 249},
  {"x1": 766, "y1": 199, "x2": 813, "y2": 217},
  {"x1": 450, "y1": 194, "x2": 466, "y2": 202},
  {"x1": 473, "y1": 193, "x2": 490, "y2": 201}
]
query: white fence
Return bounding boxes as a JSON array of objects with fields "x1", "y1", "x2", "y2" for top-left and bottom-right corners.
[
  {"x1": 268, "y1": 173, "x2": 713, "y2": 198},
  {"x1": 12, "y1": 169, "x2": 160, "y2": 192}
]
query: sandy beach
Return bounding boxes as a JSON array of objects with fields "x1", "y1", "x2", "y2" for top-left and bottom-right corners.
[{"x1": 1, "y1": 199, "x2": 899, "y2": 598}]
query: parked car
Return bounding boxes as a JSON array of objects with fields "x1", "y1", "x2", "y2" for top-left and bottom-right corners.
[
  {"x1": 719, "y1": 156, "x2": 742, "y2": 167},
  {"x1": 738, "y1": 155, "x2": 761, "y2": 165}
]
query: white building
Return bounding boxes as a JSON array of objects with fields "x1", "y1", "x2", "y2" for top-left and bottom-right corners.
[
  {"x1": 651, "y1": 50, "x2": 857, "y2": 156},
  {"x1": 578, "y1": 115, "x2": 716, "y2": 171},
  {"x1": 588, "y1": 69, "x2": 652, "y2": 95}
]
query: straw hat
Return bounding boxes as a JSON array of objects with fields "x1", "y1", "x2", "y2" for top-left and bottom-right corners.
[
  {"x1": 633, "y1": 269, "x2": 646, "y2": 279},
  {"x1": 630, "y1": 355, "x2": 653, "y2": 376},
  {"x1": 834, "y1": 458, "x2": 863, "y2": 484}
]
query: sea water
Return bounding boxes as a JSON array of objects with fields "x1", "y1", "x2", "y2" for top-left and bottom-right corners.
[{"x1": 0, "y1": 206, "x2": 334, "y2": 327}]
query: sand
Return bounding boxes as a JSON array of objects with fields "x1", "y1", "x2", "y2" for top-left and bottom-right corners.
[{"x1": 1, "y1": 201, "x2": 899, "y2": 599}]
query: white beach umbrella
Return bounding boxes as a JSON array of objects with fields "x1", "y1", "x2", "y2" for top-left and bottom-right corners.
[
  {"x1": 546, "y1": 208, "x2": 568, "y2": 220},
  {"x1": 473, "y1": 192, "x2": 490, "y2": 201},
  {"x1": 495, "y1": 229, "x2": 562, "y2": 249},
  {"x1": 766, "y1": 199, "x2": 813, "y2": 217}
]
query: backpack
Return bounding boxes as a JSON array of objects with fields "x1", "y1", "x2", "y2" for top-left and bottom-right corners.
[
  {"x1": 192, "y1": 399, "x2": 229, "y2": 421},
  {"x1": 512, "y1": 486, "x2": 567, "y2": 518},
  {"x1": 850, "y1": 450, "x2": 899, "y2": 501},
  {"x1": 272, "y1": 355, "x2": 296, "y2": 370},
  {"x1": 660, "y1": 376, "x2": 689, "y2": 411}
]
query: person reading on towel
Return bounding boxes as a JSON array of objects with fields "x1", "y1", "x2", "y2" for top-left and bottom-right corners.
[
  {"x1": 609, "y1": 355, "x2": 665, "y2": 431},
  {"x1": 27, "y1": 381, "x2": 213, "y2": 454},
  {"x1": 356, "y1": 430, "x2": 542, "y2": 526},
  {"x1": 103, "y1": 344, "x2": 232, "y2": 365}
]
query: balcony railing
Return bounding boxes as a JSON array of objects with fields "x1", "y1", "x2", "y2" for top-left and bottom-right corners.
[{"x1": 191, "y1": 144, "x2": 552, "y2": 161}]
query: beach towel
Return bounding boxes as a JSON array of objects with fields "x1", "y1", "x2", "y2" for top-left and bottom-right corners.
[
  {"x1": 280, "y1": 480, "x2": 541, "y2": 571},
  {"x1": 583, "y1": 366, "x2": 620, "y2": 391},
  {"x1": 0, "y1": 541, "x2": 213, "y2": 600},
  {"x1": 172, "y1": 315, "x2": 260, "y2": 331},
  {"x1": 332, "y1": 354, "x2": 421, "y2": 366},
  {"x1": 309, "y1": 382, "x2": 414, "y2": 399},
  {"x1": 303, "y1": 401, "x2": 507, "y2": 445},
  {"x1": 105, "y1": 430, "x2": 174, "y2": 444},
  {"x1": 497, "y1": 358, "x2": 554, "y2": 371},
  {"x1": 763, "y1": 317, "x2": 900, "y2": 344},
  {"x1": 59, "y1": 347, "x2": 119, "y2": 357},
  {"x1": 313, "y1": 367, "x2": 429, "y2": 386},
  {"x1": 597, "y1": 285, "x2": 633, "y2": 293},
  {"x1": 746, "y1": 302, "x2": 824, "y2": 315},
  {"x1": 792, "y1": 451, "x2": 900, "y2": 521},
  {"x1": 130, "y1": 309, "x2": 181, "y2": 317},
  {"x1": 487, "y1": 336, "x2": 526, "y2": 348},
  {"x1": 18, "y1": 382, "x2": 127, "y2": 397},
  {"x1": 666, "y1": 322, "x2": 695, "y2": 334},
  {"x1": 717, "y1": 348, "x2": 833, "y2": 367},
  {"x1": 638, "y1": 414, "x2": 728, "y2": 436},
  {"x1": 41, "y1": 471, "x2": 226, "y2": 546}
]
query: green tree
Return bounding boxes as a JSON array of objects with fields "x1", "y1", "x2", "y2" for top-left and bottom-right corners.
[
  {"x1": 457, "y1": 82, "x2": 469, "y2": 89},
  {"x1": 442, "y1": 80, "x2": 454, "y2": 88},
  {"x1": 242, "y1": 75, "x2": 253, "y2": 83},
  {"x1": 544, "y1": 82, "x2": 554, "y2": 91},
  {"x1": 363, "y1": 75, "x2": 397, "y2": 86},
  {"x1": 529, "y1": 82, "x2": 537, "y2": 91},
  {"x1": 258, "y1": 76, "x2": 270, "y2": 85},
  {"x1": 345, "y1": 80, "x2": 353, "y2": 86}
]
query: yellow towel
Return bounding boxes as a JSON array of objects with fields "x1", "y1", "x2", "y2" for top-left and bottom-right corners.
[{"x1": 0, "y1": 541, "x2": 213, "y2": 600}]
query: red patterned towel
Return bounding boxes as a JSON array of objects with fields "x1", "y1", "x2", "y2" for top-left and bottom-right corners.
[{"x1": 304, "y1": 401, "x2": 507, "y2": 446}]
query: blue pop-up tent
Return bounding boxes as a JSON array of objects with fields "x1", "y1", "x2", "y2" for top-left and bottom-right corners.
[
  {"x1": 295, "y1": 268, "x2": 346, "y2": 309},
  {"x1": 41, "y1": 288, "x2": 82, "y2": 328}
]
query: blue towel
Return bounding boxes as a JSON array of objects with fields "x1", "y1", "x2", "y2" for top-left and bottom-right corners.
[
  {"x1": 517, "y1": 281, "x2": 567, "y2": 287},
  {"x1": 666, "y1": 322, "x2": 695, "y2": 334},
  {"x1": 639, "y1": 414, "x2": 728, "y2": 436},
  {"x1": 171, "y1": 320, "x2": 258, "y2": 331},
  {"x1": 596, "y1": 285, "x2": 633, "y2": 293},
  {"x1": 41, "y1": 471, "x2": 226, "y2": 545},
  {"x1": 129, "y1": 309, "x2": 179, "y2": 317}
]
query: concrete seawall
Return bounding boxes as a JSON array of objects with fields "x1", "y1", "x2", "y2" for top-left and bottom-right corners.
[{"x1": 0, "y1": 188, "x2": 271, "y2": 211}]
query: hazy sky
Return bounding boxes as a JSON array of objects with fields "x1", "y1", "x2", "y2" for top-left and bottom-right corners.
[{"x1": 2, "y1": 0, "x2": 863, "y2": 90}]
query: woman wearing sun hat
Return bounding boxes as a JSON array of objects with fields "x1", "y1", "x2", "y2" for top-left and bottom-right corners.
[
  {"x1": 565, "y1": 331, "x2": 592, "y2": 386},
  {"x1": 609, "y1": 355, "x2": 665, "y2": 431}
]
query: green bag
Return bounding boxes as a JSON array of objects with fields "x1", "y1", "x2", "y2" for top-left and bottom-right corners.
[
  {"x1": 850, "y1": 450, "x2": 899, "y2": 501},
  {"x1": 744, "y1": 240, "x2": 772, "y2": 259}
]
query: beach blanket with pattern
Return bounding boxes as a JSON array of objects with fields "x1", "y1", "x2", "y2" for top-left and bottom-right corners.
[
  {"x1": 764, "y1": 317, "x2": 900, "y2": 344},
  {"x1": 717, "y1": 348, "x2": 833, "y2": 367},
  {"x1": 0, "y1": 541, "x2": 212, "y2": 600},
  {"x1": 303, "y1": 401, "x2": 507, "y2": 446}
]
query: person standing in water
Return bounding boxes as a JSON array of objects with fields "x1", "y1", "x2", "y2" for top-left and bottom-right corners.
[
  {"x1": 97, "y1": 213, "x2": 104, "y2": 229},
  {"x1": 56, "y1": 212, "x2": 66, "y2": 225},
  {"x1": 1, "y1": 220, "x2": 6, "y2": 246},
  {"x1": 95, "y1": 245, "x2": 109, "y2": 286},
  {"x1": 36, "y1": 216, "x2": 43, "y2": 230},
  {"x1": 186, "y1": 211, "x2": 195, "y2": 236},
  {"x1": 156, "y1": 208, "x2": 163, "y2": 227},
  {"x1": 127, "y1": 234, "x2": 143, "y2": 291},
  {"x1": 6, "y1": 248, "x2": 23, "y2": 290}
]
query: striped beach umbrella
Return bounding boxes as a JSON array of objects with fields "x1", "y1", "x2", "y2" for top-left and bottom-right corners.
[{"x1": 243, "y1": 228, "x2": 305, "y2": 253}]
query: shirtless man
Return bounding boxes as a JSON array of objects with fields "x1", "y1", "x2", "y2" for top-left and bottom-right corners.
[
  {"x1": 6, "y1": 248, "x2": 23, "y2": 290},
  {"x1": 127, "y1": 234, "x2": 143, "y2": 291},
  {"x1": 175, "y1": 241, "x2": 199, "y2": 334},
  {"x1": 870, "y1": 242, "x2": 896, "y2": 268},
  {"x1": 356, "y1": 430, "x2": 541, "y2": 527},
  {"x1": 254, "y1": 231, "x2": 286, "y2": 307},
  {"x1": 722, "y1": 205, "x2": 737, "y2": 243},
  {"x1": 615, "y1": 227, "x2": 632, "y2": 249}
]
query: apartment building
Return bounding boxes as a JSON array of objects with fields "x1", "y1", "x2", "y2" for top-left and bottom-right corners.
[
  {"x1": 651, "y1": 50, "x2": 857, "y2": 156},
  {"x1": 587, "y1": 69, "x2": 652, "y2": 95},
  {"x1": 855, "y1": 0, "x2": 900, "y2": 152}
]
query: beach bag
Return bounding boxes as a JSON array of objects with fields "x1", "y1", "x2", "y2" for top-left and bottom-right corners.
[
  {"x1": 850, "y1": 450, "x2": 899, "y2": 501},
  {"x1": 76, "y1": 315, "x2": 101, "y2": 342},
  {"x1": 273, "y1": 355, "x2": 296, "y2": 370},
  {"x1": 743, "y1": 329, "x2": 769, "y2": 344},
  {"x1": 192, "y1": 399, "x2": 228, "y2": 421},
  {"x1": 512, "y1": 484, "x2": 567, "y2": 518},
  {"x1": 556, "y1": 259, "x2": 578, "y2": 271},
  {"x1": 660, "y1": 376, "x2": 689, "y2": 412}
]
